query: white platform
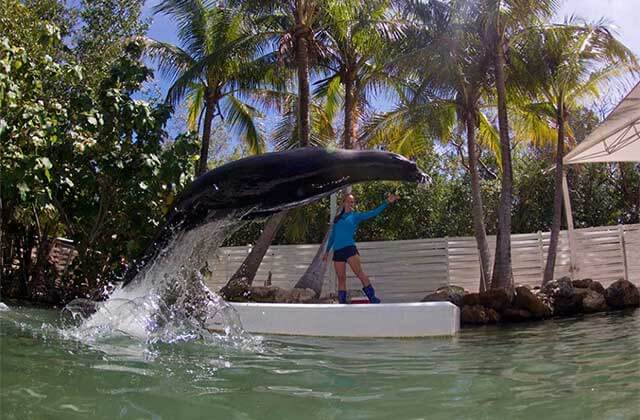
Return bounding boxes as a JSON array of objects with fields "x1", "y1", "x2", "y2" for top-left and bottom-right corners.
[{"x1": 216, "y1": 302, "x2": 459, "y2": 338}]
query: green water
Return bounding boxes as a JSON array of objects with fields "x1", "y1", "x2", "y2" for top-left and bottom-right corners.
[{"x1": 1, "y1": 305, "x2": 638, "y2": 420}]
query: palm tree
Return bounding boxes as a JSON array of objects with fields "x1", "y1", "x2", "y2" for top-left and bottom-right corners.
[
  {"x1": 509, "y1": 19, "x2": 637, "y2": 284},
  {"x1": 362, "y1": 0, "x2": 499, "y2": 291},
  {"x1": 237, "y1": 0, "x2": 329, "y2": 147},
  {"x1": 316, "y1": 0, "x2": 405, "y2": 149},
  {"x1": 147, "y1": 0, "x2": 269, "y2": 176},
  {"x1": 485, "y1": 0, "x2": 558, "y2": 290}
]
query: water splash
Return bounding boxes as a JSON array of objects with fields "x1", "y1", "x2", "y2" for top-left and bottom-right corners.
[
  {"x1": 64, "y1": 210, "x2": 261, "y2": 350},
  {"x1": 0, "y1": 302, "x2": 9, "y2": 312}
]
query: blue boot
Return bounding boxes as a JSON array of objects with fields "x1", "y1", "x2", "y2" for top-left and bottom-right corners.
[
  {"x1": 338, "y1": 290, "x2": 347, "y2": 304},
  {"x1": 362, "y1": 285, "x2": 381, "y2": 304}
]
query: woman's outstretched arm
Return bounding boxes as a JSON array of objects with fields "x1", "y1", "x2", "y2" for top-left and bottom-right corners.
[
  {"x1": 354, "y1": 194, "x2": 399, "y2": 223},
  {"x1": 354, "y1": 202, "x2": 388, "y2": 222}
]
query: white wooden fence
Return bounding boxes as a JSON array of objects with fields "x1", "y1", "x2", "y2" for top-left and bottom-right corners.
[{"x1": 207, "y1": 223, "x2": 640, "y2": 302}]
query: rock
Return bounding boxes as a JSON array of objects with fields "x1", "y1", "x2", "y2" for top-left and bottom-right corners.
[
  {"x1": 249, "y1": 286, "x2": 281, "y2": 302},
  {"x1": 290, "y1": 288, "x2": 316, "y2": 303},
  {"x1": 582, "y1": 290, "x2": 607, "y2": 313},
  {"x1": 460, "y1": 305, "x2": 488, "y2": 325},
  {"x1": 274, "y1": 288, "x2": 316, "y2": 303},
  {"x1": 513, "y1": 286, "x2": 552, "y2": 318},
  {"x1": 485, "y1": 308, "x2": 500, "y2": 323},
  {"x1": 542, "y1": 276, "x2": 574, "y2": 298},
  {"x1": 553, "y1": 294, "x2": 582, "y2": 316},
  {"x1": 572, "y1": 278, "x2": 593, "y2": 289},
  {"x1": 219, "y1": 278, "x2": 251, "y2": 302},
  {"x1": 462, "y1": 292, "x2": 480, "y2": 306},
  {"x1": 222, "y1": 283, "x2": 317, "y2": 304},
  {"x1": 575, "y1": 287, "x2": 590, "y2": 299},
  {"x1": 275, "y1": 288, "x2": 290, "y2": 302},
  {"x1": 459, "y1": 305, "x2": 499, "y2": 325},
  {"x1": 541, "y1": 277, "x2": 581, "y2": 316},
  {"x1": 479, "y1": 288, "x2": 514, "y2": 312},
  {"x1": 589, "y1": 281, "x2": 605, "y2": 295},
  {"x1": 421, "y1": 285, "x2": 465, "y2": 307},
  {"x1": 605, "y1": 279, "x2": 640, "y2": 309},
  {"x1": 572, "y1": 279, "x2": 605, "y2": 294},
  {"x1": 502, "y1": 308, "x2": 532, "y2": 322}
]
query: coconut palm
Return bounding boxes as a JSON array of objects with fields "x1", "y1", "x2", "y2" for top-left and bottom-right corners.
[
  {"x1": 146, "y1": 0, "x2": 271, "y2": 176},
  {"x1": 484, "y1": 0, "x2": 558, "y2": 290},
  {"x1": 315, "y1": 0, "x2": 406, "y2": 149},
  {"x1": 236, "y1": 0, "x2": 329, "y2": 147},
  {"x1": 362, "y1": 0, "x2": 498, "y2": 291},
  {"x1": 509, "y1": 19, "x2": 637, "y2": 284}
]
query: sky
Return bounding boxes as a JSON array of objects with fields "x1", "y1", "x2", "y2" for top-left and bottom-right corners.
[{"x1": 141, "y1": 0, "x2": 640, "y2": 137}]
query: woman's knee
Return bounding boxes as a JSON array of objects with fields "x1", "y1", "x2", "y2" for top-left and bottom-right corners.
[{"x1": 350, "y1": 266, "x2": 366, "y2": 279}]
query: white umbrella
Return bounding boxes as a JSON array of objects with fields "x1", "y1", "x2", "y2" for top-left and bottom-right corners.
[
  {"x1": 564, "y1": 81, "x2": 640, "y2": 164},
  {"x1": 561, "y1": 81, "x2": 640, "y2": 280}
]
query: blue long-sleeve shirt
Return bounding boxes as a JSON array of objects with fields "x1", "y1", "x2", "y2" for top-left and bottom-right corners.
[{"x1": 326, "y1": 202, "x2": 388, "y2": 252}]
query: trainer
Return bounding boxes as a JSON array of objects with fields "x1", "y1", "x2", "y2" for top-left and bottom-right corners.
[{"x1": 323, "y1": 192, "x2": 399, "y2": 303}]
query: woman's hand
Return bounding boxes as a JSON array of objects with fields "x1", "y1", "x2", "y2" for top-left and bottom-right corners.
[
  {"x1": 386, "y1": 193, "x2": 400, "y2": 204},
  {"x1": 323, "y1": 252, "x2": 329, "y2": 262}
]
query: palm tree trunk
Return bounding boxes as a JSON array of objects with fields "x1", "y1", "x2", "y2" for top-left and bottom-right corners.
[
  {"x1": 294, "y1": 230, "x2": 331, "y2": 297},
  {"x1": 224, "y1": 210, "x2": 289, "y2": 288},
  {"x1": 343, "y1": 69, "x2": 357, "y2": 150},
  {"x1": 491, "y1": 40, "x2": 514, "y2": 290},
  {"x1": 197, "y1": 93, "x2": 216, "y2": 177},
  {"x1": 466, "y1": 111, "x2": 492, "y2": 292},
  {"x1": 543, "y1": 105, "x2": 565, "y2": 284},
  {"x1": 295, "y1": 29, "x2": 311, "y2": 147}
]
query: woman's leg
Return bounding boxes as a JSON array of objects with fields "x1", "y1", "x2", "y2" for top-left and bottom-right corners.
[
  {"x1": 347, "y1": 254, "x2": 380, "y2": 303},
  {"x1": 346, "y1": 254, "x2": 370, "y2": 287},
  {"x1": 334, "y1": 261, "x2": 347, "y2": 303}
]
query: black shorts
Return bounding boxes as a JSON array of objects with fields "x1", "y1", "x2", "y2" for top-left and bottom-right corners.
[{"x1": 332, "y1": 245, "x2": 359, "y2": 262}]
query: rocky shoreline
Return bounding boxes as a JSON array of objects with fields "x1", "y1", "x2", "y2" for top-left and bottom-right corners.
[
  {"x1": 221, "y1": 276, "x2": 640, "y2": 326},
  {"x1": 422, "y1": 278, "x2": 640, "y2": 326}
]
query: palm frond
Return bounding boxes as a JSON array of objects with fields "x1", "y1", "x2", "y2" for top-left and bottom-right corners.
[
  {"x1": 185, "y1": 83, "x2": 205, "y2": 131},
  {"x1": 153, "y1": 0, "x2": 212, "y2": 59},
  {"x1": 360, "y1": 100, "x2": 455, "y2": 158},
  {"x1": 143, "y1": 39, "x2": 196, "y2": 83},
  {"x1": 223, "y1": 95, "x2": 266, "y2": 155},
  {"x1": 272, "y1": 99, "x2": 336, "y2": 151},
  {"x1": 510, "y1": 102, "x2": 557, "y2": 148},
  {"x1": 477, "y1": 111, "x2": 501, "y2": 164}
]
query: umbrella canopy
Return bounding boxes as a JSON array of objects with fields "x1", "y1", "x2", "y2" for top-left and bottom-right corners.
[{"x1": 564, "y1": 81, "x2": 640, "y2": 164}]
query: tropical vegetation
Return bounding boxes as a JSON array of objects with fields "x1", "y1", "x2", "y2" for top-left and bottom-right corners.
[{"x1": 1, "y1": 0, "x2": 638, "y2": 305}]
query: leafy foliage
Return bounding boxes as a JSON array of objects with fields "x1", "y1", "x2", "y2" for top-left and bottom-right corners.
[
  {"x1": 1, "y1": 0, "x2": 638, "y2": 302},
  {"x1": 0, "y1": 2, "x2": 198, "y2": 303}
]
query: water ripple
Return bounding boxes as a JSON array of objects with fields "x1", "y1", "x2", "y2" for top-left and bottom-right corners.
[{"x1": 1, "y1": 306, "x2": 638, "y2": 419}]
